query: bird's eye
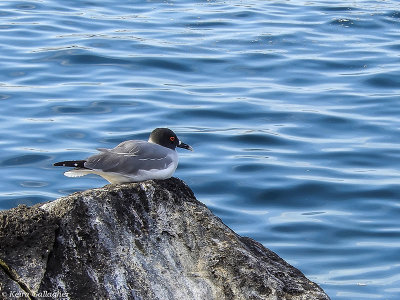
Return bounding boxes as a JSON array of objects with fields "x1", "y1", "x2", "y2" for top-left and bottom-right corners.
[{"x1": 170, "y1": 136, "x2": 175, "y2": 142}]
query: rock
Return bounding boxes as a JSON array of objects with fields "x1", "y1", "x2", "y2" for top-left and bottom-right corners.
[{"x1": 0, "y1": 178, "x2": 330, "y2": 300}]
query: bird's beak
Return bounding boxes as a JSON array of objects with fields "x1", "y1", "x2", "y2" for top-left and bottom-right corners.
[{"x1": 178, "y1": 141, "x2": 193, "y2": 151}]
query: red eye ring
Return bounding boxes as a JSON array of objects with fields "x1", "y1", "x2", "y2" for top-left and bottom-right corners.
[{"x1": 170, "y1": 136, "x2": 175, "y2": 142}]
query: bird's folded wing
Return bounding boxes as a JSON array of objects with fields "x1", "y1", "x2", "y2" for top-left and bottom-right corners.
[{"x1": 85, "y1": 140, "x2": 173, "y2": 176}]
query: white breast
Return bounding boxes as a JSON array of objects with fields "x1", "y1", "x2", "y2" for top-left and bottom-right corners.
[{"x1": 135, "y1": 150, "x2": 179, "y2": 181}]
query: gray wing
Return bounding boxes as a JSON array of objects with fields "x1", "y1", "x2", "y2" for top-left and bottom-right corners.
[{"x1": 85, "y1": 140, "x2": 173, "y2": 175}]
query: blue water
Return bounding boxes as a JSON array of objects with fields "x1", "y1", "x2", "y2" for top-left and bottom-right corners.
[{"x1": 1, "y1": 0, "x2": 400, "y2": 298}]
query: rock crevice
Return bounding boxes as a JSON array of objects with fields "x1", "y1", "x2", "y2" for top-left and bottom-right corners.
[{"x1": 0, "y1": 178, "x2": 330, "y2": 300}]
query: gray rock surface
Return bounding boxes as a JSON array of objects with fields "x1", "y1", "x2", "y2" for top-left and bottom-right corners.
[{"x1": 0, "y1": 178, "x2": 330, "y2": 300}]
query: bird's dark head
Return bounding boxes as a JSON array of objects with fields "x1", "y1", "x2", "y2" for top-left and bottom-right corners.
[{"x1": 149, "y1": 128, "x2": 193, "y2": 151}]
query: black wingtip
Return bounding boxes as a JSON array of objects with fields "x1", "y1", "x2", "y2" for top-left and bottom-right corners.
[{"x1": 53, "y1": 160, "x2": 86, "y2": 168}]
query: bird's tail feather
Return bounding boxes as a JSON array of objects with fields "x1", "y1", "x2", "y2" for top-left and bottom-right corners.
[
  {"x1": 54, "y1": 160, "x2": 87, "y2": 168},
  {"x1": 64, "y1": 168, "x2": 93, "y2": 178}
]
